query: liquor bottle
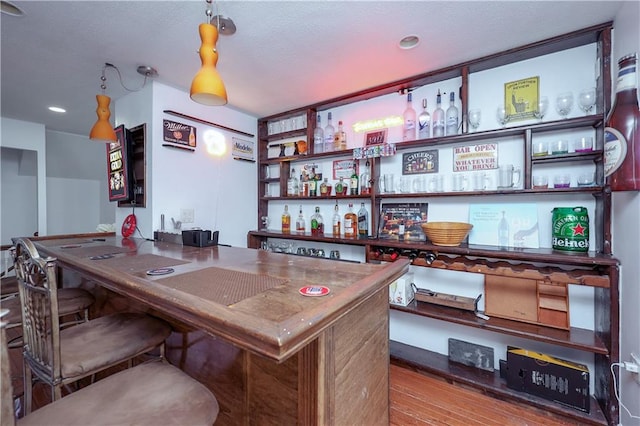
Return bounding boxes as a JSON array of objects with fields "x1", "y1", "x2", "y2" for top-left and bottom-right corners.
[
  {"x1": 287, "y1": 167, "x2": 299, "y2": 197},
  {"x1": 418, "y1": 98, "x2": 431, "y2": 139},
  {"x1": 498, "y1": 210, "x2": 509, "y2": 247},
  {"x1": 446, "y1": 91, "x2": 459, "y2": 136},
  {"x1": 308, "y1": 168, "x2": 318, "y2": 197},
  {"x1": 334, "y1": 120, "x2": 347, "y2": 151},
  {"x1": 397, "y1": 218, "x2": 405, "y2": 240},
  {"x1": 335, "y1": 176, "x2": 346, "y2": 196},
  {"x1": 418, "y1": 251, "x2": 437, "y2": 265},
  {"x1": 403, "y1": 93, "x2": 417, "y2": 141},
  {"x1": 320, "y1": 177, "x2": 329, "y2": 196},
  {"x1": 310, "y1": 206, "x2": 324, "y2": 236},
  {"x1": 324, "y1": 112, "x2": 335, "y2": 153},
  {"x1": 385, "y1": 248, "x2": 400, "y2": 261},
  {"x1": 357, "y1": 202, "x2": 369, "y2": 236},
  {"x1": 332, "y1": 202, "x2": 341, "y2": 237},
  {"x1": 350, "y1": 161, "x2": 359, "y2": 195},
  {"x1": 188, "y1": 127, "x2": 196, "y2": 147},
  {"x1": 605, "y1": 53, "x2": 640, "y2": 191},
  {"x1": 313, "y1": 114, "x2": 324, "y2": 154},
  {"x1": 433, "y1": 90, "x2": 445, "y2": 137},
  {"x1": 344, "y1": 203, "x2": 357, "y2": 238},
  {"x1": 281, "y1": 205, "x2": 291, "y2": 234},
  {"x1": 295, "y1": 205, "x2": 306, "y2": 233},
  {"x1": 360, "y1": 159, "x2": 371, "y2": 195}
]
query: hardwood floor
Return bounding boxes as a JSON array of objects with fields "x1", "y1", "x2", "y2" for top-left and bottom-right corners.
[
  {"x1": 7, "y1": 332, "x2": 579, "y2": 425},
  {"x1": 390, "y1": 364, "x2": 581, "y2": 425}
]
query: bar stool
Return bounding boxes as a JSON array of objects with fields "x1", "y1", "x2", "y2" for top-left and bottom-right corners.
[
  {"x1": 1, "y1": 309, "x2": 219, "y2": 426},
  {"x1": 10, "y1": 238, "x2": 175, "y2": 414}
]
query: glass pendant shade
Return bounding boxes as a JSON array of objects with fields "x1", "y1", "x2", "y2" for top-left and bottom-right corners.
[
  {"x1": 89, "y1": 94, "x2": 117, "y2": 142},
  {"x1": 190, "y1": 23, "x2": 228, "y2": 106}
]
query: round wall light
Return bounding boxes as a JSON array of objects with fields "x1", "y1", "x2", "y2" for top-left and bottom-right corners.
[{"x1": 399, "y1": 35, "x2": 420, "y2": 50}]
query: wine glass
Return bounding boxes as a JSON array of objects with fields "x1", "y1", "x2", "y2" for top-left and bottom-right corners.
[
  {"x1": 555, "y1": 92, "x2": 574, "y2": 119},
  {"x1": 533, "y1": 96, "x2": 548, "y2": 121},
  {"x1": 468, "y1": 109, "x2": 481, "y2": 132},
  {"x1": 578, "y1": 88, "x2": 596, "y2": 115},
  {"x1": 496, "y1": 105, "x2": 509, "y2": 128}
]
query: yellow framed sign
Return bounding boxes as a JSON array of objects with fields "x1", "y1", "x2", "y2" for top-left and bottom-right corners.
[{"x1": 504, "y1": 76, "x2": 539, "y2": 122}]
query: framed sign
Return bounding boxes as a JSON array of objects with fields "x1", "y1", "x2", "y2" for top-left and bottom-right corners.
[
  {"x1": 402, "y1": 149, "x2": 438, "y2": 175},
  {"x1": 364, "y1": 128, "x2": 388, "y2": 146},
  {"x1": 378, "y1": 203, "x2": 429, "y2": 241},
  {"x1": 163, "y1": 119, "x2": 196, "y2": 150},
  {"x1": 453, "y1": 143, "x2": 498, "y2": 172},
  {"x1": 504, "y1": 76, "x2": 539, "y2": 121},
  {"x1": 106, "y1": 125, "x2": 133, "y2": 202},
  {"x1": 332, "y1": 159, "x2": 357, "y2": 179}
]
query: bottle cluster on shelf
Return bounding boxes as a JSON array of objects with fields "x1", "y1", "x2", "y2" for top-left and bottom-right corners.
[
  {"x1": 286, "y1": 159, "x2": 372, "y2": 197},
  {"x1": 402, "y1": 90, "x2": 460, "y2": 141},
  {"x1": 281, "y1": 202, "x2": 370, "y2": 238}
]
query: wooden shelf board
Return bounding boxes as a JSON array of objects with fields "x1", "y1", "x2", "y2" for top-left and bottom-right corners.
[
  {"x1": 389, "y1": 341, "x2": 608, "y2": 426},
  {"x1": 391, "y1": 301, "x2": 608, "y2": 354}
]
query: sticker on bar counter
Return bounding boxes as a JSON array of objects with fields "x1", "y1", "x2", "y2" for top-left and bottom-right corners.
[
  {"x1": 60, "y1": 245, "x2": 82, "y2": 249},
  {"x1": 146, "y1": 268, "x2": 175, "y2": 276},
  {"x1": 299, "y1": 286, "x2": 330, "y2": 297},
  {"x1": 89, "y1": 254, "x2": 114, "y2": 260}
]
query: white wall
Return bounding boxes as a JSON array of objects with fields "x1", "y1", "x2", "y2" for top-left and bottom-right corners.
[
  {"x1": 612, "y1": 2, "x2": 640, "y2": 424},
  {"x1": 115, "y1": 81, "x2": 257, "y2": 247},
  {"x1": 0, "y1": 147, "x2": 38, "y2": 244},
  {"x1": 0, "y1": 117, "x2": 47, "y2": 242}
]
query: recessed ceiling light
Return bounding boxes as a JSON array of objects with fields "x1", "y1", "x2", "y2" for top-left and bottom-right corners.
[
  {"x1": 1, "y1": 1, "x2": 24, "y2": 16},
  {"x1": 399, "y1": 35, "x2": 420, "y2": 50},
  {"x1": 48, "y1": 106, "x2": 66, "y2": 113}
]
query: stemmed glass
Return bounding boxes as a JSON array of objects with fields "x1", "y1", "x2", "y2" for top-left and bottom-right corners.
[
  {"x1": 496, "y1": 105, "x2": 509, "y2": 128},
  {"x1": 556, "y1": 92, "x2": 574, "y2": 119},
  {"x1": 578, "y1": 88, "x2": 596, "y2": 115},
  {"x1": 533, "y1": 96, "x2": 548, "y2": 121},
  {"x1": 468, "y1": 109, "x2": 481, "y2": 132}
]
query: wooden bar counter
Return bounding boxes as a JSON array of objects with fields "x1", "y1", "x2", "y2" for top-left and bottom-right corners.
[{"x1": 29, "y1": 235, "x2": 409, "y2": 425}]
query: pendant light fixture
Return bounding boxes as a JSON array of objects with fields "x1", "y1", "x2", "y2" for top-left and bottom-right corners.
[
  {"x1": 89, "y1": 63, "x2": 158, "y2": 143},
  {"x1": 89, "y1": 66, "x2": 117, "y2": 143},
  {"x1": 190, "y1": 0, "x2": 233, "y2": 106}
]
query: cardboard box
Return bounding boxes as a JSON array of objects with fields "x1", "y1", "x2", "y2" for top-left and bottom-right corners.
[
  {"x1": 389, "y1": 272, "x2": 414, "y2": 306},
  {"x1": 506, "y1": 348, "x2": 590, "y2": 413}
]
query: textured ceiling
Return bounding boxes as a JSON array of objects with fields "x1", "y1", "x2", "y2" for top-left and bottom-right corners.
[{"x1": 0, "y1": 1, "x2": 624, "y2": 138}]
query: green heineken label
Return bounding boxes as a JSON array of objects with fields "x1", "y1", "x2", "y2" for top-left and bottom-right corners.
[{"x1": 552, "y1": 207, "x2": 589, "y2": 253}]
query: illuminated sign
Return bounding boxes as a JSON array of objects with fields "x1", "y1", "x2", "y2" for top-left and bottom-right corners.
[{"x1": 352, "y1": 116, "x2": 404, "y2": 133}]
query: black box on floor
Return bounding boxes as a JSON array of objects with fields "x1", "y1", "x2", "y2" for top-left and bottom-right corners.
[{"x1": 506, "y1": 348, "x2": 590, "y2": 413}]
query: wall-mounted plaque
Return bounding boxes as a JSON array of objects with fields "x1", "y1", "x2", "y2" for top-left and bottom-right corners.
[
  {"x1": 163, "y1": 119, "x2": 196, "y2": 150},
  {"x1": 402, "y1": 149, "x2": 438, "y2": 175},
  {"x1": 504, "y1": 76, "x2": 539, "y2": 121},
  {"x1": 106, "y1": 125, "x2": 133, "y2": 202}
]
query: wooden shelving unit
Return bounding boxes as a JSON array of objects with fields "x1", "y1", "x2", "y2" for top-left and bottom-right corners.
[{"x1": 249, "y1": 22, "x2": 618, "y2": 425}]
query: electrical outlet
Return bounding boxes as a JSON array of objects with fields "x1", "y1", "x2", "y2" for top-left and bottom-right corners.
[
  {"x1": 632, "y1": 353, "x2": 640, "y2": 384},
  {"x1": 180, "y1": 208, "x2": 195, "y2": 224}
]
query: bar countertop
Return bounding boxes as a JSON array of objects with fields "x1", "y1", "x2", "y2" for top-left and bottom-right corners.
[{"x1": 31, "y1": 236, "x2": 409, "y2": 363}]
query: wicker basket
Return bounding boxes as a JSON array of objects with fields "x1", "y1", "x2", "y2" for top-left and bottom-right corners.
[{"x1": 421, "y1": 222, "x2": 473, "y2": 247}]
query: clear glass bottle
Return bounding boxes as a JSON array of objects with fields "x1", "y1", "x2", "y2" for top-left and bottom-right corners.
[
  {"x1": 334, "y1": 120, "x2": 347, "y2": 150},
  {"x1": 360, "y1": 160, "x2": 371, "y2": 195},
  {"x1": 344, "y1": 203, "x2": 357, "y2": 238},
  {"x1": 308, "y1": 168, "x2": 318, "y2": 197},
  {"x1": 324, "y1": 112, "x2": 335, "y2": 153},
  {"x1": 332, "y1": 202, "x2": 341, "y2": 237},
  {"x1": 295, "y1": 205, "x2": 305, "y2": 233},
  {"x1": 320, "y1": 177, "x2": 329, "y2": 196},
  {"x1": 281, "y1": 205, "x2": 291, "y2": 234},
  {"x1": 418, "y1": 98, "x2": 431, "y2": 139},
  {"x1": 446, "y1": 91, "x2": 459, "y2": 136},
  {"x1": 350, "y1": 161, "x2": 359, "y2": 195},
  {"x1": 287, "y1": 167, "x2": 299, "y2": 197},
  {"x1": 432, "y1": 90, "x2": 445, "y2": 137},
  {"x1": 357, "y1": 203, "x2": 369, "y2": 236},
  {"x1": 498, "y1": 210, "x2": 509, "y2": 247},
  {"x1": 605, "y1": 53, "x2": 640, "y2": 191},
  {"x1": 403, "y1": 93, "x2": 417, "y2": 141},
  {"x1": 313, "y1": 114, "x2": 324, "y2": 154},
  {"x1": 310, "y1": 206, "x2": 324, "y2": 236}
]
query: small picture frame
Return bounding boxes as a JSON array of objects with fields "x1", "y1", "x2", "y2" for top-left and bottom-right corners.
[
  {"x1": 364, "y1": 128, "x2": 388, "y2": 146},
  {"x1": 504, "y1": 76, "x2": 539, "y2": 122}
]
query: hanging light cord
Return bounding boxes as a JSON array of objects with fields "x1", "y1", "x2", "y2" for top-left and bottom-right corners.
[{"x1": 101, "y1": 62, "x2": 150, "y2": 93}]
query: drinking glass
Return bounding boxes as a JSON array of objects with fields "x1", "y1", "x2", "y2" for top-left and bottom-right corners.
[
  {"x1": 468, "y1": 109, "x2": 481, "y2": 132},
  {"x1": 556, "y1": 92, "x2": 574, "y2": 118},
  {"x1": 496, "y1": 105, "x2": 509, "y2": 128},
  {"x1": 533, "y1": 96, "x2": 548, "y2": 121},
  {"x1": 578, "y1": 88, "x2": 596, "y2": 115}
]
